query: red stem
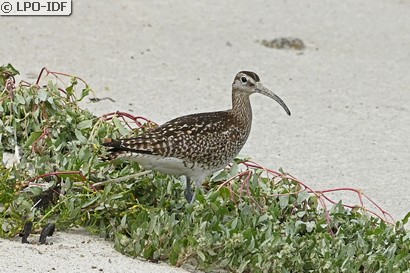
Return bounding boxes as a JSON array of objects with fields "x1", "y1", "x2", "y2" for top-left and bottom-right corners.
[
  {"x1": 26, "y1": 171, "x2": 87, "y2": 184},
  {"x1": 236, "y1": 160, "x2": 395, "y2": 228},
  {"x1": 101, "y1": 111, "x2": 158, "y2": 129},
  {"x1": 36, "y1": 67, "x2": 88, "y2": 87}
]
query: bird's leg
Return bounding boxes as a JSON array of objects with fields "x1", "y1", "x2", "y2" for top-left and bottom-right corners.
[{"x1": 184, "y1": 177, "x2": 195, "y2": 203}]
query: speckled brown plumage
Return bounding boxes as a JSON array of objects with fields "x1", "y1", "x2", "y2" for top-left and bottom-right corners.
[
  {"x1": 105, "y1": 111, "x2": 248, "y2": 169},
  {"x1": 103, "y1": 71, "x2": 291, "y2": 202}
]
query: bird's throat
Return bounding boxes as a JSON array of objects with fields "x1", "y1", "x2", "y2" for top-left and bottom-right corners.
[{"x1": 231, "y1": 91, "x2": 253, "y2": 130}]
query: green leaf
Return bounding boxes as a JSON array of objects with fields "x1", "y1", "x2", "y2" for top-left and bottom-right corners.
[
  {"x1": 229, "y1": 162, "x2": 239, "y2": 177},
  {"x1": 6, "y1": 63, "x2": 20, "y2": 76},
  {"x1": 231, "y1": 217, "x2": 239, "y2": 229},
  {"x1": 120, "y1": 214, "x2": 127, "y2": 229},
  {"x1": 66, "y1": 84, "x2": 75, "y2": 97},
  {"x1": 211, "y1": 170, "x2": 229, "y2": 182},
  {"x1": 247, "y1": 236, "x2": 255, "y2": 251},
  {"x1": 258, "y1": 214, "x2": 269, "y2": 224},
  {"x1": 306, "y1": 221, "x2": 315, "y2": 232},
  {"x1": 279, "y1": 195, "x2": 289, "y2": 209},
  {"x1": 28, "y1": 186, "x2": 43, "y2": 196},
  {"x1": 38, "y1": 89, "x2": 48, "y2": 102},
  {"x1": 237, "y1": 259, "x2": 250, "y2": 273},
  {"x1": 0, "y1": 64, "x2": 19, "y2": 86},
  {"x1": 77, "y1": 119, "x2": 93, "y2": 130},
  {"x1": 78, "y1": 86, "x2": 91, "y2": 101},
  {"x1": 403, "y1": 232, "x2": 410, "y2": 242},
  {"x1": 15, "y1": 93, "x2": 25, "y2": 104},
  {"x1": 23, "y1": 131, "x2": 42, "y2": 148},
  {"x1": 296, "y1": 191, "x2": 310, "y2": 204},
  {"x1": 112, "y1": 117, "x2": 129, "y2": 136},
  {"x1": 401, "y1": 211, "x2": 410, "y2": 225},
  {"x1": 197, "y1": 250, "x2": 206, "y2": 261},
  {"x1": 74, "y1": 129, "x2": 87, "y2": 143},
  {"x1": 169, "y1": 250, "x2": 178, "y2": 265}
]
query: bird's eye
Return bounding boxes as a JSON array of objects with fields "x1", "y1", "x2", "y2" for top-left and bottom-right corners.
[{"x1": 240, "y1": 77, "x2": 247, "y2": 83}]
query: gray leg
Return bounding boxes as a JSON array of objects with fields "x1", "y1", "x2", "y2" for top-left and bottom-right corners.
[{"x1": 184, "y1": 177, "x2": 195, "y2": 203}]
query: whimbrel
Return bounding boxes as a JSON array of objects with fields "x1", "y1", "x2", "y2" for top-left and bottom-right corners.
[{"x1": 103, "y1": 71, "x2": 291, "y2": 202}]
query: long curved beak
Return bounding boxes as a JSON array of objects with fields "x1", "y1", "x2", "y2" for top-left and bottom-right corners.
[{"x1": 256, "y1": 83, "x2": 291, "y2": 116}]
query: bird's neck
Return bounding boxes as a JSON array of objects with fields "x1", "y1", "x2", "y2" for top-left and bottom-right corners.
[{"x1": 231, "y1": 91, "x2": 252, "y2": 129}]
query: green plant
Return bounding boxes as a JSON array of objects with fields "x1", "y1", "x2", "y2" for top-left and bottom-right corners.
[{"x1": 1, "y1": 64, "x2": 409, "y2": 272}]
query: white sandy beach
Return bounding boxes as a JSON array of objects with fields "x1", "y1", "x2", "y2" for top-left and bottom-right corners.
[{"x1": 1, "y1": 0, "x2": 409, "y2": 272}]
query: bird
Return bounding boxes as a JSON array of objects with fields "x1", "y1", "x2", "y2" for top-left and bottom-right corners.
[{"x1": 102, "y1": 71, "x2": 291, "y2": 203}]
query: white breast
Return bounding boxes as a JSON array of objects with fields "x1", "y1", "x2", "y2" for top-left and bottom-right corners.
[{"x1": 122, "y1": 154, "x2": 223, "y2": 184}]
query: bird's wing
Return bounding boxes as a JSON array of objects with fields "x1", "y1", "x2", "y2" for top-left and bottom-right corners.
[{"x1": 102, "y1": 110, "x2": 235, "y2": 159}]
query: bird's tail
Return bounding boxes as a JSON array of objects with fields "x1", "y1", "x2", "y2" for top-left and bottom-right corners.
[
  {"x1": 100, "y1": 138, "x2": 126, "y2": 161},
  {"x1": 101, "y1": 138, "x2": 146, "y2": 161}
]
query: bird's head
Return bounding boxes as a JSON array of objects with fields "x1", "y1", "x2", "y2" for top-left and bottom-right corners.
[{"x1": 232, "y1": 71, "x2": 291, "y2": 116}]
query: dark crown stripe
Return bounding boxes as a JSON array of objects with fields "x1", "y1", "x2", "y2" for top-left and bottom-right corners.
[{"x1": 240, "y1": 71, "x2": 260, "y2": 82}]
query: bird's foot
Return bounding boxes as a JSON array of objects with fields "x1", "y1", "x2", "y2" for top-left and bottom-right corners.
[{"x1": 184, "y1": 178, "x2": 196, "y2": 203}]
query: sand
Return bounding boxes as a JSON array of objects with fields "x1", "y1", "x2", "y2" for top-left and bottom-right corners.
[{"x1": 1, "y1": 0, "x2": 409, "y2": 272}]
